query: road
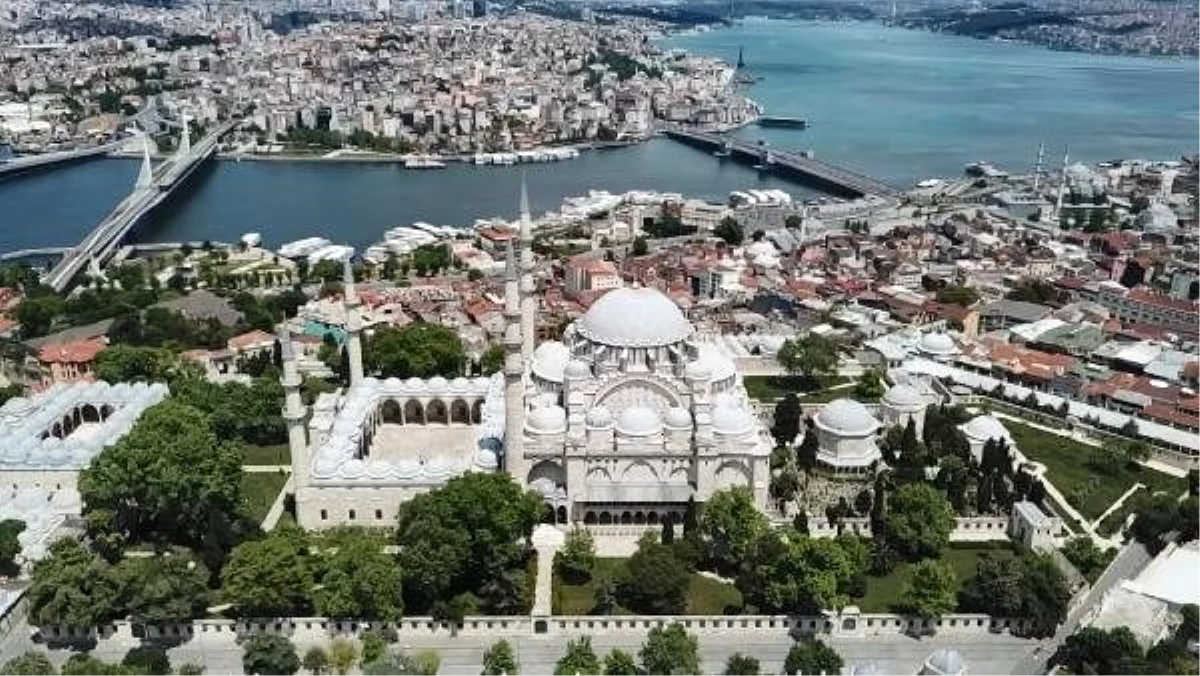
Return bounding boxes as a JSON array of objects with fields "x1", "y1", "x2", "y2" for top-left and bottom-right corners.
[{"x1": 1008, "y1": 540, "x2": 1153, "y2": 675}]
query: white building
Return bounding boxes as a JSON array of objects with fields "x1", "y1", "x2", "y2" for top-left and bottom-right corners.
[
  {"x1": 286, "y1": 184, "x2": 772, "y2": 529},
  {"x1": 812, "y1": 398, "x2": 883, "y2": 478}
]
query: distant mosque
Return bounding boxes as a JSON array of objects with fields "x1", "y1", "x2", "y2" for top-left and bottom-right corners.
[{"x1": 281, "y1": 182, "x2": 774, "y2": 529}]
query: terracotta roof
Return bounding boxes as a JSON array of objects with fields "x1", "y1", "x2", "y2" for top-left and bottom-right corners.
[
  {"x1": 228, "y1": 329, "x2": 275, "y2": 351},
  {"x1": 38, "y1": 337, "x2": 106, "y2": 365}
]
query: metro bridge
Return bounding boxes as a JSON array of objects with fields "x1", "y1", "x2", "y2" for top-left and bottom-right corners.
[
  {"x1": 0, "y1": 141, "x2": 126, "y2": 181},
  {"x1": 42, "y1": 119, "x2": 240, "y2": 293},
  {"x1": 664, "y1": 127, "x2": 904, "y2": 200}
]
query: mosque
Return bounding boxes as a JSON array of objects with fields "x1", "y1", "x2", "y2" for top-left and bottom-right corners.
[{"x1": 282, "y1": 184, "x2": 774, "y2": 529}]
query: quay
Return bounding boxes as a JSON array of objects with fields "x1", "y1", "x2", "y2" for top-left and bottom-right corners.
[
  {"x1": 664, "y1": 128, "x2": 903, "y2": 200},
  {"x1": 0, "y1": 141, "x2": 124, "y2": 181},
  {"x1": 42, "y1": 119, "x2": 240, "y2": 293}
]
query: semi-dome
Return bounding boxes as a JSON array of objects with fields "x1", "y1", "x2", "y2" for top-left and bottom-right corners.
[
  {"x1": 961, "y1": 415, "x2": 1011, "y2": 443},
  {"x1": 663, "y1": 407, "x2": 692, "y2": 429},
  {"x1": 531, "y1": 341, "x2": 570, "y2": 382},
  {"x1": 684, "y1": 360, "x2": 712, "y2": 381},
  {"x1": 576, "y1": 287, "x2": 693, "y2": 347},
  {"x1": 919, "y1": 332, "x2": 958, "y2": 356},
  {"x1": 882, "y1": 383, "x2": 924, "y2": 410},
  {"x1": 695, "y1": 344, "x2": 737, "y2": 383},
  {"x1": 586, "y1": 406, "x2": 613, "y2": 428},
  {"x1": 815, "y1": 399, "x2": 880, "y2": 436},
  {"x1": 526, "y1": 405, "x2": 567, "y2": 433},
  {"x1": 711, "y1": 405, "x2": 755, "y2": 435},
  {"x1": 615, "y1": 406, "x2": 662, "y2": 436}
]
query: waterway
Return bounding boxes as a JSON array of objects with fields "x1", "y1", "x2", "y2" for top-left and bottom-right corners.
[{"x1": 0, "y1": 18, "x2": 1195, "y2": 254}]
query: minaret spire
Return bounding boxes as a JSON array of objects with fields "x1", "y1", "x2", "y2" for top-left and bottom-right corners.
[
  {"x1": 342, "y1": 255, "x2": 365, "y2": 386},
  {"x1": 278, "y1": 325, "x2": 309, "y2": 491},
  {"x1": 1054, "y1": 147, "x2": 1070, "y2": 227},
  {"x1": 502, "y1": 238, "x2": 526, "y2": 480},
  {"x1": 518, "y1": 175, "x2": 535, "y2": 361}
]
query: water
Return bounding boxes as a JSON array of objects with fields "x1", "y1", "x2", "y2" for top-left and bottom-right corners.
[{"x1": 1, "y1": 18, "x2": 1195, "y2": 254}]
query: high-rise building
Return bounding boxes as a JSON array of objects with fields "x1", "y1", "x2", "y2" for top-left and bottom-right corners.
[{"x1": 472, "y1": 0, "x2": 486, "y2": 18}]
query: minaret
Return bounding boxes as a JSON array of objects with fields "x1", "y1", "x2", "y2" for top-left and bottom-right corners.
[
  {"x1": 518, "y1": 175, "x2": 536, "y2": 361},
  {"x1": 279, "y1": 325, "x2": 309, "y2": 488},
  {"x1": 342, "y1": 256, "x2": 365, "y2": 386},
  {"x1": 502, "y1": 240, "x2": 527, "y2": 480},
  {"x1": 1054, "y1": 147, "x2": 1070, "y2": 226},
  {"x1": 179, "y1": 111, "x2": 191, "y2": 155},
  {"x1": 1032, "y1": 142, "x2": 1045, "y2": 194}
]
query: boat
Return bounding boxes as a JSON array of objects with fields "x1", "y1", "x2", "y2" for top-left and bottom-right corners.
[
  {"x1": 756, "y1": 116, "x2": 808, "y2": 129},
  {"x1": 404, "y1": 157, "x2": 447, "y2": 169}
]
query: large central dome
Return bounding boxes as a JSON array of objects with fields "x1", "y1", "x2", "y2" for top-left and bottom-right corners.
[{"x1": 576, "y1": 287, "x2": 693, "y2": 347}]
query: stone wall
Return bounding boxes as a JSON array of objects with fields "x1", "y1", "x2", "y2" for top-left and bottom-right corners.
[{"x1": 806, "y1": 516, "x2": 1012, "y2": 541}]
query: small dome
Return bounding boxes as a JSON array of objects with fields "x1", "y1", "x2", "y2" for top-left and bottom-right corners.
[
  {"x1": 531, "y1": 341, "x2": 570, "y2": 382},
  {"x1": 526, "y1": 405, "x2": 567, "y2": 433},
  {"x1": 919, "y1": 332, "x2": 958, "y2": 356},
  {"x1": 961, "y1": 415, "x2": 1011, "y2": 443},
  {"x1": 616, "y1": 406, "x2": 662, "y2": 436},
  {"x1": 882, "y1": 383, "x2": 924, "y2": 410},
  {"x1": 711, "y1": 405, "x2": 755, "y2": 435},
  {"x1": 921, "y1": 649, "x2": 965, "y2": 676},
  {"x1": 585, "y1": 406, "x2": 613, "y2": 428},
  {"x1": 695, "y1": 344, "x2": 736, "y2": 382},
  {"x1": 815, "y1": 399, "x2": 880, "y2": 436},
  {"x1": 1136, "y1": 202, "x2": 1178, "y2": 234},
  {"x1": 475, "y1": 447, "x2": 499, "y2": 469},
  {"x1": 427, "y1": 376, "x2": 449, "y2": 390},
  {"x1": 684, "y1": 360, "x2": 712, "y2": 380},
  {"x1": 663, "y1": 407, "x2": 692, "y2": 429},
  {"x1": 564, "y1": 359, "x2": 592, "y2": 379},
  {"x1": 576, "y1": 287, "x2": 693, "y2": 347}
]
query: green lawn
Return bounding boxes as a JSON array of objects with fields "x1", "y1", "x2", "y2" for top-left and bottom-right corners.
[
  {"x1": 555, "y1": 558, "x2": 742, "y2": 616},
  {"x1": 242, "y1": 443, "x2": 291, "y2": 466},
  {"x1": 1004, "y1": 421, "x2": 1188, "y2": 521},
  {"x1": 853, "y1": 543, "x2": 1016, "y2": 613},
  {"x1": 744, "y1": 375, "x2": 847, "y2": 402},
  {"x1": 241, "y1": 471, "x2": 289, "y2": 523}
]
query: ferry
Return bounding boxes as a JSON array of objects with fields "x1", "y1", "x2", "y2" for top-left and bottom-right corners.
[
  {"x1": 404, "y1": 157, "x2": 447, "y2": 170},
  {"x1": 965, "y1": 161, "x2": 1009, "y2": 179},
  {"x1": 756, "y1": 116, "x2": 808, "y2": 130}
]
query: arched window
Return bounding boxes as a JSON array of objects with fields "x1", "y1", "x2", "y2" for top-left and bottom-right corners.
[
  {"x1": 450, "y1": 399, "x2": 471, "y2": 424},
  {"x1": 426, "y1": 400, "x2": 448, "y2": 424},
  {"x1": 380, "y1": 399, "x2": 403, "y2": 424},
  {"x1": 471, "y1": 400, "x2": 484, "y2": 424},
  {"x1": 404, "y1": 400, "x2": 425, "y2": 425}
]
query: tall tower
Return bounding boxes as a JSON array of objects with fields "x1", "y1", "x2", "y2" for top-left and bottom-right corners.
[
  {"x1": 502, "y1": 240, "x2": 527, "y2": 481},
  {"x1": 136, "y1": 134, "x2": 154, "y2": 190},
  {"x1": 1054, "y1": 147, "x2": 1070, "y2": 226},
  {"x1": 343, "y1": 256, "x2": 365, "y2": 386},
  {"x1": 518, "y1": 175, "x2": 536, "y2": 361},
  {"x1": 278, "y1": 325, "x2": 309, "y2": 487},
  {"x1": 178, "y1": 111, "x2": 191, "y2": 155},
  {"x1": 1032, "y1": 142, "x2": 1045, "y2": 194}
]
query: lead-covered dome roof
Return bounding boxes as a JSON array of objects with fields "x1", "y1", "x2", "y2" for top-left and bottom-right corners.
[
  {"x1": 815, "y1": 398, "x2": 880, "y2": 436},
  {"x1": 576, "y1": 287, "x2": 693, "y2": 347}
]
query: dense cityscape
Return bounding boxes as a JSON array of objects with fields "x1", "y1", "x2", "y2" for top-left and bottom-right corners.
[{"x1": 0, "y1": 0, "x2": 1197, "y2": 675}]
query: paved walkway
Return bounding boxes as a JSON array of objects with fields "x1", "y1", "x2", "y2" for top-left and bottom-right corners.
[
  {"x1": 1093, "y1": 483, "x2": 1144, "y2": 530},
  {"x1": 241, "y1": 465, "x2": 291, "y2": 473},
  {"x1": 259, "y1": 475, "x2": 293, "y2": 531}
]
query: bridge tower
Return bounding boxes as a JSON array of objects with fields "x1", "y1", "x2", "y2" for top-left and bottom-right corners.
[
  {"x1": 136, "y1": 135, "x2": 154, "y2": 190},
  {"x1": 179, "y1": 112, "x2": 191, "y2": 155},
  {"x1": 756, "y1": 141, "x2": 773, "y2": 169}
]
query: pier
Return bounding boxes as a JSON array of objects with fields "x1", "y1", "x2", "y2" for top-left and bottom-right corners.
[
  {"x1": 664, "y1": 128, "x2": 903, "y2": 200},
  {"x1": 43, "y1": 119, "x2": 239, "y2": 293},
  {"x1": 0, "y1": 141, "x2": 125, "y2": 180}
]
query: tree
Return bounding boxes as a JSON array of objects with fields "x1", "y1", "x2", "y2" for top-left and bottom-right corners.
[
  {"x1": 724, "y1": 653, "x2": 760, "y2": 675},
  {"x1": 959, "y1": 552, "x2": 1069, "y2": 638},
  {"x1": 61, "y1": 653, "x2": 134, "y2": 674},
  {"x1": 783, "y1": 639, "x2": 842, "y2": 676},
  {"x1": 3, "y1": 651, "x2": 57, "y2": 675},
  {"x1": 882, "y1": 483, "x2": 955, "y2": 561},
  {"x1": 365, "y1": 323, "x2": 466, "y2": 378},
  {"x1": 1060, "y1": 626, "x2": 1146, "y2": 675},
  {"x1": 95, "y1": 345, "x2": 198, "y2": 383},
  {"x1": 111, "y1": 555, "x2": 210, "y2": 625},
  {"x1": 122, "y1": 647, "x2": 170, "y2": 675},
  {"x1": 935, "y1": 285, "x2": 980, "y2": 307},
  {"x1": 631, "y1": 236, "x2": 648, "y2": 256},
  {"x1": 313, "y1": 530, "x2": 403, "y2": 620},
  {"x1": 714, "y1": 216, "x2": 744, "y2": 245},
  {"x1": 1061, "y1": 537, "x2": 1114, "y2": 582},
  {"x1": 242, "y1": 635, "x2": 300, "y2": 675},
  {"x1": 221, "y1": 528, "x2": 314, "y2": 618},
  {"x1": 640, "y1": 623, "x2": 699, "y2": 676},
  {"x1": 736, "y1": 531, "x2": 855, "y2": 614},
  {"x1": 329, "y1": 638, "x2": 359, "y2": 675},
  {"x1": 555, "y1": 637, "x2": 601, "y2": 675},
  {"x1": 360, "y1": 627, "x2": 396, "y2": 664},
  {"x1": 557, "y1": 527, "x2": 597, "y2": 583},
  {"x1": 0, "y1": 519, "x2": 24, "y2": 576},
  {"x1": 26, "y1": 539, "x2": 120, "y2": 628},
  {"x1": 796, "y1": 423, "x2": 819, "y2": 471},
  {"x1": 602, "y1": 650, "x2": 638, "y2": 676},
  {"x1": 771, "y1": 469, "x2": 801, "y2": 507},
  {"x1": 899, "y1": 560, "x2": 957, "y2": 620},
  {"x1": 771, "y1": 393, "x2": 802, "y2": 448},
  {"x1": 619, "y1": 536, "x2": 689, "y2": 614},
  {"x1": 853, "y1": 369, "x2": 887, "y2": 401},
  {"x1": 479, "y1": 344, "x2": 505, "y2": 376},
  {"x1": 303, "y1": 647, "x2": 330, "y2": 675},
  {"x1": 1129, "y1": 493, "x2": 1188, "y2": 552},
  {"x1": 15, "y1": 294, "x2": 64, "y2": 338},
  {"x1": 79, "y1": 400, "x2": 245, "y2": 563},
  {"x1": 592, "y1": 574, "x2": 618, "y2": 615},
  {"x1": 699, "y1": 487, "x2": 769, "y2": 575},
  {"x1": 396, "y1": 473, "x2": 542, "y2": 614},
  {"x1": 776, "y1": 335, "x2": 838, "y2": 387},
  {"x1": 482, "y1": 639, "x2": 518, "y2": 675}
]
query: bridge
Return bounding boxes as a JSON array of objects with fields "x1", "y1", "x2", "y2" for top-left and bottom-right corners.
[
  {"x1": 0, "y1": 141, "x2": 125, "y2": 180},
  {"x1": 664, "y1": 128, "x2": 904, "y2": 200},
  {"x1": 43, "y1": 119, "x2": 239, "y2": 292}
]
